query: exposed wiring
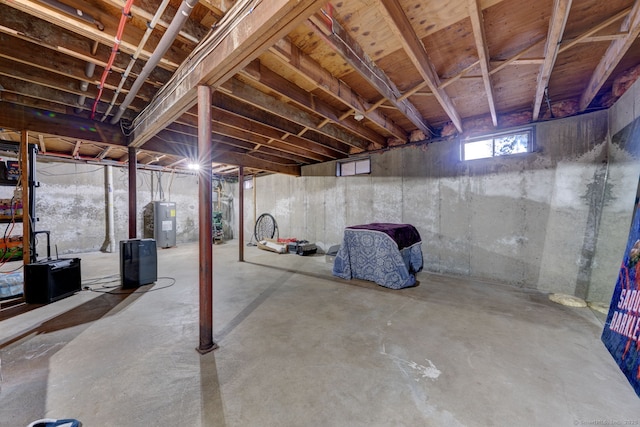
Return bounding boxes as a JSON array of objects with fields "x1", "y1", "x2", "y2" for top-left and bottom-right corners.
[
  {"x1": 81, "y1": 273, "x2": 121, "y2": 286},
  {"x1": 83, "y1": 276, "x2": 177, "y2": 294},
  {"x1": 128, "y1": 0, "x2": 262, "y2": 136},
  {"x1": 545, "y1": 87, "x2": 554, "y2": 118},
  {"x1": 0, "y1": 264, "x2": 23, "y2": 273},
  {"x1": 37, "y1": 166, "x2": 103, "y2": 176},
  {"x1": 91, "y1": 0, "x2": 136, "y2": 119},
  {"x1": 310, "y1": 6, "x2": 437, "y2": 135}
]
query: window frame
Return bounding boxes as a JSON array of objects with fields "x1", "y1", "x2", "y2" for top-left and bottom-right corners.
[
  {"x1": 336, "y1": 157, "x2": 371, "y2": 177},
  {"x1": 461, "y1": 127, "x2": 535, "y2": 161}
]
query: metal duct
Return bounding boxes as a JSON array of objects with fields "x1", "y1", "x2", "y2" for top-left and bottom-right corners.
[{"x1": 110, "y1": 0, "x2": 199, "y2": 124}]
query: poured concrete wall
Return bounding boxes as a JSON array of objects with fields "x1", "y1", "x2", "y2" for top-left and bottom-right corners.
[
  {"x1": 15, "y1": 164, "x2": 201, "y2": 256},
  {"x1": 4, "y1": 80, "x2": 637, "y2": 304},
  {"x1": 242, "y1": 81, "x2": 640, "y2": 303}
]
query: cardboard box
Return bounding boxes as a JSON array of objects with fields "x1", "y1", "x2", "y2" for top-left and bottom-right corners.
[
  {"x1": 257, "y1": 238, "x2": 287, "y2": 254},
  {"x1": 6, "y1": 160, "x2": 19, "y2": 181}
]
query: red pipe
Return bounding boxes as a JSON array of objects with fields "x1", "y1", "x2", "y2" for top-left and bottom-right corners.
[
  {"x1": 318, "y1": 3, "x2": 334, "y2": 32},
  {"x1": 91, "y1": 0, "x2": 135, "y2": 119}
]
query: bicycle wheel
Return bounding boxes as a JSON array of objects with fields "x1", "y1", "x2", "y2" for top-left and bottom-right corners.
[{"x1": 254, "y1": 213, "x2": 277, "y2": 241}]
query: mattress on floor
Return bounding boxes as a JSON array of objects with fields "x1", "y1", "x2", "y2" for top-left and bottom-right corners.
[{"x1": 0, "y1": 271, "x2": 23, "y2": 299}]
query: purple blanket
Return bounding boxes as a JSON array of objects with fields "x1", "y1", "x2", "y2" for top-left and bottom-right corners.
[{"x1": 346, "y1": 223, "x2": 421, "y2": 250}]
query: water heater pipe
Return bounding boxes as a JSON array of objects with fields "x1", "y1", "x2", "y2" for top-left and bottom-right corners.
[{"x1": 101, "y1": 164, "x2": 116, "y2": 253}]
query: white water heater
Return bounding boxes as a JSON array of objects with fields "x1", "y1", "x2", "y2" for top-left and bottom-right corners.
[{"x1": 143, "y1": 201, "x2": 176, "y2": 248}]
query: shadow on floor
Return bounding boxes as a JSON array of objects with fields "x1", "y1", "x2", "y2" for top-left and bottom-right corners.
[
  {"x1": 0, "y1": 285, "x2": 149, "y2": 348},
  {"x1": 0, "y1": 285, "x2": 154, "y2": 426},
  {"x1": 199, "y1": 351, "x2": 227, "y2": 427}
]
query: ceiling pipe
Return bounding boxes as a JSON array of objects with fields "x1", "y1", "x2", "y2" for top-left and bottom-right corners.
[
  {"x1": 100, "y1": 0, "x2": 172, "y2": 121},
  {"x1": 76, "y1": 62, "x2": 96, "y2": 114},
  {"x1": 110, "y1": 0, "x2": 199, "y2": 125},
  {"x1": 37, "y1": 0, "x2": 105, "y2": 31},
  {"x1": 91, "y1": 0, "x2": 135, "y2": 119}
]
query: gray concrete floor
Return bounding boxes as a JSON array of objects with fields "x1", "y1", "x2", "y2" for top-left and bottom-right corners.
[{"x1": 0, "y1": 240, "x2": 639, "y2": 426}]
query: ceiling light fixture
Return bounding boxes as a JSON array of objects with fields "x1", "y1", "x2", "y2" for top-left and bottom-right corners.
[{"x1": 354, "y1": 112, "x2": 364, "y2": 121}]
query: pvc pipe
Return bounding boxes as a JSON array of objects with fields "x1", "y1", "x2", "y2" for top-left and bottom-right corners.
[
  {"x1": 100, "y1": 0, "x2": 172, "y2": 121},
  {"x1": 110, "y1": 0, "x2": 199, "y2": 124},
  {"x1": 102, "y1": 165, "x2": 115, "y2": 253}
]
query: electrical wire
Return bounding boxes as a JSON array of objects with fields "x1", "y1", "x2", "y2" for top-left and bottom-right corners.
[
  {"x1": 127, "y1": 0, "x2": 262, "y2": 136},
  {"x1": 91, "y1": 0, "x2": 136, "y2": 119},
  {"x1": 83, "y1": 276, "x2": 177, "y2": 294},
  {"x1": 37, "y1": 166, "x2": 103, "y2": 177}
]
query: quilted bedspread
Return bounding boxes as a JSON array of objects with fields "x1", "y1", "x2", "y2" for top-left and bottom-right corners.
[{"x1": 332, "y1": 223, "x2": 423, "y2": 289}]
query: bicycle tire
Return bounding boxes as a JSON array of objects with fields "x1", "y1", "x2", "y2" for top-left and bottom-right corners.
[{"x1": 254, "y1": 213, "x2": 277, "y2": 242}]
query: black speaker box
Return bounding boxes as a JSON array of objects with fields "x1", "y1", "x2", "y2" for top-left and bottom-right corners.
[
  {"x1": 120, "y1": 239, "x2": 157, "y2": 288},
  {"x1": 24, "y1": 258, "x2": 82, "y2": 304}
]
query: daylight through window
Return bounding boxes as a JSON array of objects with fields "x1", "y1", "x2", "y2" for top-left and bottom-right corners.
[
  {"x1": 337, "y1": 158, "x2": 371, "y2": 176},
  {"x1": 463, "y1": 128, "x2": 533, "y2": 161}
]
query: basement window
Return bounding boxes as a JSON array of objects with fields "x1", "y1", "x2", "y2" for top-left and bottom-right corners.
[
  {"x1": 337, "y1": 157, "x2": 371, "y2": 176},
  {"x1": 462, "y1": 127, "x2": 533, "y2": 161}
]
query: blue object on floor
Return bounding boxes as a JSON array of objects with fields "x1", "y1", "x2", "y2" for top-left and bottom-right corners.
[
  {"x1": 0, "y1": 271, "x2": 23, "y2": 299},
  {"x1": 27, "y1": 419, "x2": 81, "y2": 427}
]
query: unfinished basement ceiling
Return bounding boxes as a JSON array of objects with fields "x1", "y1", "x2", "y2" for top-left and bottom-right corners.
[{"x1": 0, "y1": 0, "x2": 639, "y2": 176}]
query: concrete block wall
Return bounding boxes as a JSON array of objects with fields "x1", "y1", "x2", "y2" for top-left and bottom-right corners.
[{"x1": 243, "y1": 80, "x2": 640, "y2": 302}]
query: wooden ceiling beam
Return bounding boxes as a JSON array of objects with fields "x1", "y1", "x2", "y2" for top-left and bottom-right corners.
[
  {"x1": 216, "y1": 150, "x2": 300, "y2": 176},
  {"x1": 221, "y1": 77, "x2": 373, "y2": 151},
  {"x1": 559, "y1": 6, "x2": 631, "y2": 54},
  {"x1": 179, "y1": 106, "x2": 344, "y2": 159},
  {"x1": 0, "y1": 34, "x2": 157, "y2": 104},
  {"x1": 0, "y1": 0, "x2": 183, "y2": 70},
  {"x1": 0, "y1": 92, "x2": 70, "y2": 115},
  {"x1": 167, "y1": 158, "x2": 187, "y2": 168},
  {"x1": 198, "y1": 0, "x2": 235, "y2": 17},
  {"x1": 159, "y1": 127, "x2": 316, "y2": 165},
  {"x1": 211, "y1": 93, "x2": 354, "y2": 156},
  {"x1": 0, "y1": 102, "x2": 127, "y2": 145},
  {"x1": 468, "y1": 0, "x2": 498, "y2": 127},
  {"x1": 0, "y1": 6, "x2": 173, "y2": 86},
  {"x1": 579, "y1": 1, "x2": 640, "y2": 111},
  {"x1": 0, "y1": 57, "x2": 144, "y2": 113},
  {"x1": 241, "y1": 60, "x2": 390, "y2": 147},
  {"x1": 38, "y1": 134, "x2": 47, "y2": 154},
  {"x1": 379, "y1": 0, "x2": 463, "y2": 133},
  {"x1": 307, "y1": 12, "x2": 432, "y2": 137},
  {"x1": 131, "y1": 0, "x2": 326, "y2": 149},
  {"x1": 72, "y1": 140, "x2": 81, "y2": 158},
  {"x1": 0, "y1": 77, "x2": 142, "y2": 118},
  {"x1": 167, "y1": 119, "x2": 331, "y2": 162},
  {"x1": 490, "y1": 39, "x2": 546, "y2": 76},
  {"x1": 100, "y1": 0, "x2": 208, "y2": 44},
  {"x1": 268, "y1": 40, "x2": 405, "y2": 142},
  {"x1": 578, "y1": 34, "x2": 628, "y2": 42},
  {"x1": 533, "y1": 0, "x2": 572, "y2": 121},
  {"x1": 97, "y1": 146, "x2": 112, "y2": 160},
  {"x1": 144, "y1": 135, "x2": 301, "y2": 176}
]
